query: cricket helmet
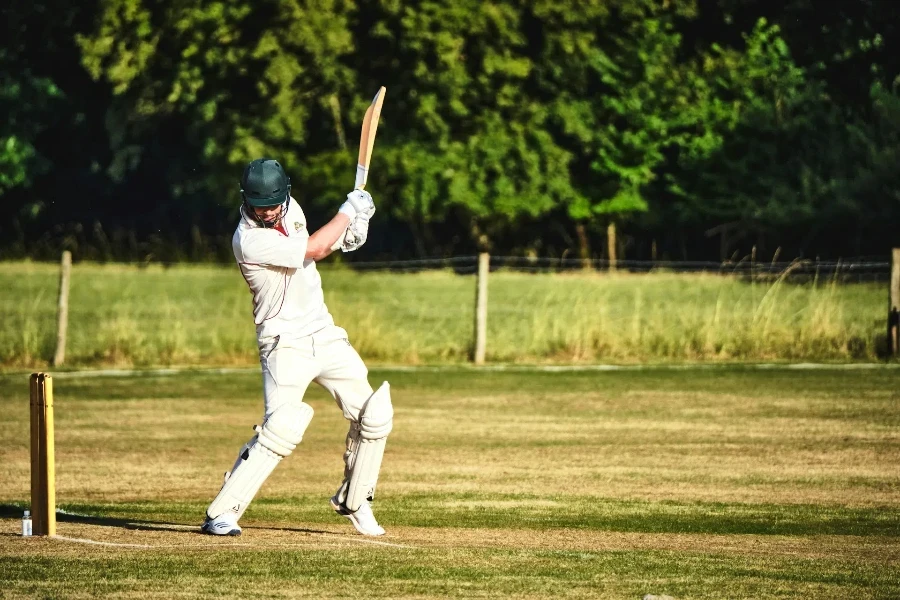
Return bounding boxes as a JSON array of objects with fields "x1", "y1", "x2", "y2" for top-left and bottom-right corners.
[
  {"x1": 240, "y1": 158, "x2": 291, "y2": 227},
  {"x1": 241, "y1": 158, "x2": 291, "y2": 207}
]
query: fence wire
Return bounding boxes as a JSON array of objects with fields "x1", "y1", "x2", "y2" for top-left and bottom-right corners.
[
  {"x1": 15, "y1": 254, "x2": 891, "y2": 282},
  {"x1": 343, "y1": 255, "x2": 892, "y2": 282}
]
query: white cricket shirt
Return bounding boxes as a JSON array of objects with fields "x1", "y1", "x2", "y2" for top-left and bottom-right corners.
[{"x1": 232, "y1": 197, "x2": 335, "y2": 341}]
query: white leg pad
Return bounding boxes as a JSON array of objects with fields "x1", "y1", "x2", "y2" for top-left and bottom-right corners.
[
  {"x1": 343, "y1": 382, "x2": 393, "y2": 511},
  {"x1": 206, "y1": 402, "x2": 314, "y2": 521}
]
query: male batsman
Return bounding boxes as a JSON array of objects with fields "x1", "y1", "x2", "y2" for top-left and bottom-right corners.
[{"x1": 201, "y1": 158, "x2": 393, "y2": 537}]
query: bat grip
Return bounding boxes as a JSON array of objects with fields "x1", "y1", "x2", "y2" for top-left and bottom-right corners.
[{"x1": 355, "y1": 164, "x2": 368, "y2": 190}]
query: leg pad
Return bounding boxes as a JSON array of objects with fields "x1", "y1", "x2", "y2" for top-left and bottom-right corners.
[
  {"x1": 206, "y1": 403, "x2": 314, "y2": 520},
  {"x1": 341, "y1": 382, "x2": 392, "y2": 511}
]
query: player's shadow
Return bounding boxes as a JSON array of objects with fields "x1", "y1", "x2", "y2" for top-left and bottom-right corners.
[
  {"x1": 0, "y1": 503, "x2": 333, "y2": 536},
  {"x1": 0, "y1": 503, "x2": 188, "y2": 532}
]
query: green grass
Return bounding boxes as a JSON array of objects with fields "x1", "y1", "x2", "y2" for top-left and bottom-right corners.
[
  {"x1": 2, "y1": 548, "x2": 895, "y2": 599},
  {"x1": 0, "y1": 367, "x2": 898, "y2": 598},
  {"x1": 0, "y1": 261, "x2": 889, "y2": 368}
]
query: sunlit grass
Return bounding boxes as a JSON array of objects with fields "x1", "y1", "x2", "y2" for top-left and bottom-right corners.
[
  {"x1": 0, "y1": 367, "x2": 897, "y2": 599},
  {"x1": 0, "y1": 261, "x2": 887, "y2": 368}
]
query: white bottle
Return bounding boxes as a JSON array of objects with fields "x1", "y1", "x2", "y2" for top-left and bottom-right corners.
[{"x1": 22, "y1": 510, "x2": 32, "y2": 537}]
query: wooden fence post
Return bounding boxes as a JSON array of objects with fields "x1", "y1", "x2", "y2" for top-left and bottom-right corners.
[
  {"x1": 607, "y1": 222, "x2": 617, "y2": 273},
  {"x1": 52, "y1": 251, "x2": 72, "y2": 367},
  {"x1": 473, "y1": 253, "x2": 489, "y2": 365},
  {"x1": 889, "y1": 248, "x2": 900, "y2": 356},
  {"x1": 751, "y1": 245, "x2": 757, "y2": 280}
]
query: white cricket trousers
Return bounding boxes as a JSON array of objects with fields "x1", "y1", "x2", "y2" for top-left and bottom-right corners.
[
  {"x1": 259, "y1": 324, "x2": 375, "y2": 502},
  {"x1": 259, "y1": 324, "x2": 373, "y2": 421}
]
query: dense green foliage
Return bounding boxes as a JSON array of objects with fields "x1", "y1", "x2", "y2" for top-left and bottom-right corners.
[{"x1": 2, "y1": 0, "x2": 898, "y2": 260}]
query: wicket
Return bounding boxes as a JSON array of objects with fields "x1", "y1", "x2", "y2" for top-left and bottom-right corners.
[{"x1": 29, "y1": 372, "x2": 56, "y2": 536}]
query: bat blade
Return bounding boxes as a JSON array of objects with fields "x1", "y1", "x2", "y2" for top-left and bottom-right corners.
[{"x1": 355, "y1": 86, "x2": 386, "y2": 190}]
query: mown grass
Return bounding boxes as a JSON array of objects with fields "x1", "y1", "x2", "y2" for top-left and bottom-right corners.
[
  {"x1": 2, "y1": 545, "x2": 896, "y2": 599},
  {"x1": 0, "y1": 261, "x2": 889, "y2": 368},
  {"x1": 0, "y1": 366, "x2": 897, "y2": 598}
]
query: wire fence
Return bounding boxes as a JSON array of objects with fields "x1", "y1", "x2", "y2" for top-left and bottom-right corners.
[
  {"x1": 345, "y1": 255, "x2": 892, "y2": 282},
  {"x1": 2, "y1": 250, "x2": 897, "y2": 366},
  {"x1": 5, "y1": 252, "x2": 893, "y2": 282}
]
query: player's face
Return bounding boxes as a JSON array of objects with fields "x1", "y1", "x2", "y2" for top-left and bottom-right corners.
[{"x1": 253, "y1": 204, "x2": 283, "y2": 225}]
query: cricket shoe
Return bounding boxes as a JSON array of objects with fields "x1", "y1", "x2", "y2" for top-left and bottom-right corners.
[
  {"x1": 200, "y1": 513, "x2": 242, "y2": 536},
  {"x1": 330, "y1": 495, "x2": 385, "y2": 536}
]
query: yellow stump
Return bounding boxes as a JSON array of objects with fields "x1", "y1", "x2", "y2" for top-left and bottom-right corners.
[{"x1": 30, "y1": 373, "x2": 56, "y2": 536}]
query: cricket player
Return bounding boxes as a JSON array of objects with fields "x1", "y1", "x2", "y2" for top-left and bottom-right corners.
[{"x1": 201, "y1": 158, "x2": 393, "y2": 537}]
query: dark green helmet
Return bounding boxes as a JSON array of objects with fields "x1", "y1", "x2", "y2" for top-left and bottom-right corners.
[{"x1": 240, "y1": 158, "x2": 291, "y2": 208}]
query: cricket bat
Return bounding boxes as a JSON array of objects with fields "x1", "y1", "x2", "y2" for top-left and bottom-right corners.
[{"x1": 355, "y1": 86, "x2": 386, "y2": 190}]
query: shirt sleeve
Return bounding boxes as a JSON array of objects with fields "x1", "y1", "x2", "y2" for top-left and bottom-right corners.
[{"x1": 238, "y1": 229, "x2": 309, "y2": 268}]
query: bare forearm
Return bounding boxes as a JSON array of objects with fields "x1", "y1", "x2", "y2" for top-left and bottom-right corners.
[{"x1": 306, "y1": 213, "x2": 351, "y2": 261}]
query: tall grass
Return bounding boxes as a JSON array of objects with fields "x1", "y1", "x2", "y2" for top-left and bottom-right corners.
[{"x1": 0, "y1": 261, "x2": 886, "y2": 368}]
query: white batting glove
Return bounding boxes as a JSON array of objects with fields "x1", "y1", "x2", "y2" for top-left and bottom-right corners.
[
  {"x1": 329, "y1": 214, "x2": 370, "y2": 253},
  {"x1": 338, "y1": 189, "x2": 375, "y2": 221},
  {"x1": 341, "y1": 215, "x2": 370, "y2": 252}
]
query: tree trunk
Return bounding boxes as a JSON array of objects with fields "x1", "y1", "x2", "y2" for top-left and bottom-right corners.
[
  {"x1": 471, "y1": 220, "x2": 490, "y2": 253},
  {"x1": 328, "y1": 94, "x2": 347, "y2": 151}
]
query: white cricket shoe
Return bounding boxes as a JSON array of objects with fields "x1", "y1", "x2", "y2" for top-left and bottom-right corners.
[
  {"x1": 330, "y1": 495, "x2": 385, "y2": 536},
  {"x1": 200, "y1": 513, "x2": 242, "y2": 536}
]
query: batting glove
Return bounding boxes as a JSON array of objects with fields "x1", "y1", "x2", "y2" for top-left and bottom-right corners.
[{"x1": 339, "y1": 190, "x2": 375, "y2": 221}]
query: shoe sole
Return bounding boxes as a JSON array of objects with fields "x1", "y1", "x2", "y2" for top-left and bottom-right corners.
[
  {"x1": 201, "y1": 528, "x2": 241, "y2": 536},
  {"x1": 330, "y1": 498, "x2": 385, "y2": 537},
  {"x1": 200, "y1": 522, "x2": 242, "y2": 536}
]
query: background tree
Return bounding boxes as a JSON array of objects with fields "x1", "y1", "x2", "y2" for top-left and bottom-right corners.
[
  {"x1": 336, "y1": 1, "x2": 579, "y2": 255},
  {"x1": 77, "y1": 0, "x2": 356, "y2": 254},
  {"x1": 2, "y1": 0, "x2": 898, "y2": 261},
  {"x1": 0, "y1": 0, "x2": 112, "y2": 260},
  {"x1": 534, "y1": 0, "x2": 702, "y2": 262}
]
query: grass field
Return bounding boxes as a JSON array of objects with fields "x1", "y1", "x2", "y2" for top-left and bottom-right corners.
[
  {"x1": 0, "y1": 366, "x2": 897, "y2": 598},
  {"x1": 0, "y1": 261, "x2": 889, "y2": 368}
]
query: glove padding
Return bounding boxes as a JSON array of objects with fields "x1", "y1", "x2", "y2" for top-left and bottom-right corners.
[
  {"x1": 332, "y1": 190, "x2": 375, "y2": 253},
  {"x1": 340, "y1": 213, "x2": 371, "y2": 252},
  {"x1": 339, "y1": 190, "x2": 375, "y2": 221}
]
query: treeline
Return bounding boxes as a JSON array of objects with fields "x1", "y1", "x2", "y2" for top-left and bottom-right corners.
[{"x1": 2, "y1": 0, "x2": 899, "y2": 263}]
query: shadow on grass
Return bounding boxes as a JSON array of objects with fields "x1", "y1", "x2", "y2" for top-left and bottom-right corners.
[
  {"x1": 0, "y1": 503, "x2": 334, "y2": 537},
  {"x1": 0, "y1": 503, "x2": 189, "y2": 531}
]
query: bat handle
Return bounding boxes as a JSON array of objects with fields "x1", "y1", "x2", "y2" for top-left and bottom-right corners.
[{"x1": 355, "y1": 164, "x2": 369, "y2": 190}]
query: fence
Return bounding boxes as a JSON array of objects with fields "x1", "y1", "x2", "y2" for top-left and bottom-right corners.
[
  {"x1": 31, "y1": 250, "x2": 899, "y2": 367},
  {"x1": 348, "y1": 254, "x2": 893, "y2": 282}
]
